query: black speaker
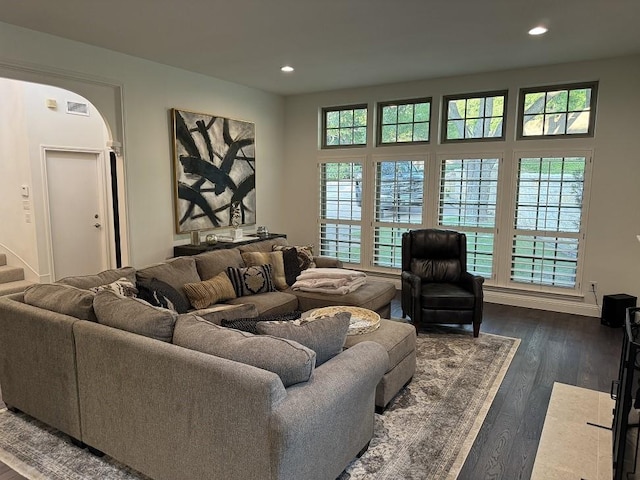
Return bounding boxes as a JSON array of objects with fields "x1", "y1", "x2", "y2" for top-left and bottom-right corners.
[{"x1": 601, "y1": 294, "x2": 637, "y2": 327}]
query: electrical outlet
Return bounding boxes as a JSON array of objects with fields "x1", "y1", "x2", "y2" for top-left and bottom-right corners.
[{"x1": 589, "y1": 281, "x2": 597, "y2": 291}]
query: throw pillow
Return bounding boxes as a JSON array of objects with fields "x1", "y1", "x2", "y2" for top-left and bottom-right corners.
[
  {"x1": 240, "y1": 251, "x2": 287, "y2": 290},
  {"x1": 172, "y1": 314, "x2": 316, "y2": 387},
  {"x1": 24, "y1": 283, "x2": 97, "y2": 321},
  {"x1": 93, "y1": 290, "x2": 178, "y2": 342},
  {"x1": 226, "y1": 264, "x2": 276, "y2": 297},
  {"x1": 222, "y1": 310, "x2": 303, "y2": 334},
  {"x1": 89, "y1": 277, "x2": 138, "y2": 298},
  {"x1": 279, "y1": 247, "x2": 301, "y2": 286},
  {"x1": 273, "y1": 245, "x2": 316, "y2": 271},
  {"x1": 136, "y1": 257, "x2": 200, "y2": 308},
  {"x1": 192, "y1": 303, "x2": 259, "y2": 325},
  {"x1": 136, "y1": 278, "x2": 190, "y2": 314},
  {"x1": 182, "y1": 272, "x2": 237, "y2": 309},
  {"x1": 256, "y1": 312, "x2": 351, "y2": 366}
]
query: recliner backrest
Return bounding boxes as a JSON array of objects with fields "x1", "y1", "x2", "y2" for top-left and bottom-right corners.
[{"x1": 402, "y1": 229, "x2": 467, "y2": 282}]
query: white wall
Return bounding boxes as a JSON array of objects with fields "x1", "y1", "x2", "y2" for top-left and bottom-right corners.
[
  {"x1": 283, "y1": 55, "x2": 640, "y2": 315},
  {"x1": 0, "y1": 79, "x2": 36, "y2": 278},
  {"x1": 0, "y1": 21, "x2": 286, "y2": 268},
  {"x1": 0, "y1": 78, "x2": 111, "y2": 281}
]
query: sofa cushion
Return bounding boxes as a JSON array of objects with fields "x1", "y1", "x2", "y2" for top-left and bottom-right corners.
[
  {"x1": 256, "y1": 313, "x2": 350, "y2": 366},
  {"x1": 136, "y1": 257, "x2": 200, "y2": 308},
  {"x1": 89, "y1": 277, "x2": 138, "y2": 298},
  {"x1": 24, "y1": 283, "x2": 97, "y2": 321},
  {"x1": 182, "y1": 272, "x2": 237, "y2": 309},
  {"x1": 172, "y1": 314, "x2": 315, "y2": 387},
  {"x1": 226, "y1": 264, "x2": 276, "y2": 297},
  {"x1": 226, "y1": 291, "x2": 299, "y2": 316},
  {"x1": 93, "y1": 290, "x2": 178, "y2": 342},
  {"x1": 236, "y1": 237, "x2": 288, "y2": 253},
  {"x1": 137, "y1": 278, "x2": 190, "y2": 314},
  {"x1": 57, "y1": 266, "x2": 136, "y2": 290},
  {"x1": 194, "y1": 248, "x2": 244, "y2": 281},
  {"x1": 241, "y1": 251, "x2": 287, "y2": 290},
  {"x1": 191, "y1": 303, "x2": 259, "y2": 325},
  {"x1": 222, "y1": 310, "x2": 303, "y2": 334}
]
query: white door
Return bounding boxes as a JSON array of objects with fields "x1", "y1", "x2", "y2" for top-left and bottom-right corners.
[{"x1": 45, "y1": 149, "x2": 109, "y2": 280}]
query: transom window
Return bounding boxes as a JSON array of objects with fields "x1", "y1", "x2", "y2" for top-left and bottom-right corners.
[
  {"x1": 377, "y1": 98, "x2": 431, "y2": 145},
  {"x1": 518, "y1": 82, "x2": 597, "y2": 138},
  {"x1": 511, "y1": 155, "x2": 587, "y2": 288},
  {"x1": 322, "y1": 105, "x2": 367, "y2": 148},
  {"x1": 442, "y1": 91, "x2": 507, "y2": 143}
]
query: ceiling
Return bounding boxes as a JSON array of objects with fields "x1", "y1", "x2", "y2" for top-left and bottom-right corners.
[{"x1": 1, "y1": 0, "x2": 639, "y2": 96}]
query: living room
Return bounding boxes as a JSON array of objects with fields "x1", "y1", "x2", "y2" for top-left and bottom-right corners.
[{"x1": 0, "y1": 1, "x2": 640, "y2": 479}]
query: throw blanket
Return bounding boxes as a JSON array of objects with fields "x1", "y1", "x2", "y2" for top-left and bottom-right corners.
[
  {"x1": 291, "y1": 269, "x2": 367, "y2": 295},
  {"x1": 295, "y1": 268, "x2": 366, "y2": 281}
]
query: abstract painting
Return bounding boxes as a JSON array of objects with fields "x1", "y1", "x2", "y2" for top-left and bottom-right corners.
[{"x1": 171, "y1": 108, "x2": 256, "y2": 233}]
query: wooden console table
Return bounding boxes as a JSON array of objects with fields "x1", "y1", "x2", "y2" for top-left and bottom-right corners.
[{"x1": 173, "y1": 233, "x2": 286, "y2": 257}]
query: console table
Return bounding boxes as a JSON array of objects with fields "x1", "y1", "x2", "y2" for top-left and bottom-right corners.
[{"x1": 173, "y1": 233, "x2": 286, "y2": 257}]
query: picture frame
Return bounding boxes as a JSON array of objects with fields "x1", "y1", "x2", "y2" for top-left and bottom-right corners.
[{"x1": 171, "y1": 108, "x2": 256, "y2": 233}]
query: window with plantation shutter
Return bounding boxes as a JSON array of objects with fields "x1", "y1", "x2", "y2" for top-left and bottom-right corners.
[
  {"x1": 372, "y1": 159, "x2": 425, "y2": 268},
  {"x1": 318, "y1": 161, "x2": 362, "y2": 264},
  {"x1": 511, "y1": 155, "x2": 587, "y2": 288},
  {"x1": 438, "y1": 157, "x2": 499, "y2": 277}
]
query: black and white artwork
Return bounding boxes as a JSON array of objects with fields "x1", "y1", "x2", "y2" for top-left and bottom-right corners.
[{"x1": 171, "y1": 108, "x2": 256, "y2": 233}]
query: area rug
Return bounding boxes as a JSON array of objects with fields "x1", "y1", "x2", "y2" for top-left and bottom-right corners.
[{"x1": 0, "y1": 330, "x2": 518, "y2": 480}]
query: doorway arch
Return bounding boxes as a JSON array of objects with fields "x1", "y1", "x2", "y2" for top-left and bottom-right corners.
[{"x1": 0, "y1": 61, "x2": 128, "y2": 282}]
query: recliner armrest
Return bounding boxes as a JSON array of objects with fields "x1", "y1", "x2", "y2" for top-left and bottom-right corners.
[{"x1": 459, "y1": 272, "x2": 484, "y2": 299}]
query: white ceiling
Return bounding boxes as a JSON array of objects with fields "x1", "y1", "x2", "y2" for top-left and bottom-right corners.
[{"x1": 1, "y1": 0, "x2": 639, "y2": 96}]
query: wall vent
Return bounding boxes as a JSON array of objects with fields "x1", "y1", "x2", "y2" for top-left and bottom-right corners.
[{"x1": 66, "y1": 101, "x2": 90, "y2": 116}]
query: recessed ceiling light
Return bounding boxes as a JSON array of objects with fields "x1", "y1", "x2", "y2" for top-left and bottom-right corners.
[
  {"x1": 281, "y1": 65, "x2": 294, "y2": 73},
  {"x1": 528, "y1": 26, "x2": 548, "y2": 36}
]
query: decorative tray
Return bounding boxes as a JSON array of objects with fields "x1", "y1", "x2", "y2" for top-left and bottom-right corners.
[{"x1": 306, "y1": 306, "x2": 381, "y2": 335}]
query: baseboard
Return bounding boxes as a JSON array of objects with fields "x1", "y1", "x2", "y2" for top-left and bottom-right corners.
[
  {"x1": 363, "y1": 271, "x2": 600, "y2": 318},
  {"x1": 484, "y1": 290, "x2": 600, "y2": 317}
]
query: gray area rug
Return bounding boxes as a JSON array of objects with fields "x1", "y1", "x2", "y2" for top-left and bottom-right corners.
[{"x1": 0, "y1": 330, "x2": 518, "y2": 480}]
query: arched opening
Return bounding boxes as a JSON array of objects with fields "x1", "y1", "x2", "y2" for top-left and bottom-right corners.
[{"x1": 0, "y1": 74, "x2": 128, "y2": 283}]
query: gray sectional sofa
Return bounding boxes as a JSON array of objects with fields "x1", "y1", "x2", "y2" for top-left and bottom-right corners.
[{"x1": 0, "y1": 238, "x2": 398, "y2": 480}]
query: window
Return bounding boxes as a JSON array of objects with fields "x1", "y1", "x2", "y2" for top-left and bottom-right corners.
[
  {"x1": 438, "y1": 157, "x2": 500, "y2": 277},
  {"x1": 511, "y1": 155, "x2": 588, "y2": 288},
  {"x1": 442, "y1": 91, "x2": 507, "y2": 143},
  {"x1": 518, "y1": 82, "x2": 597, "y2": 138},
  {"x1": 372, "y1": 159, "x2": 425, "y2": 268},
  {"x1": 322, "y1": 105, "x2": 367, "y2": 148},
  {"x1": 377, "y1": 98, "x2": 431, "y2": 145},
  {"x1": 318, "y1": 161, "x2": 362, "y2": 263}
]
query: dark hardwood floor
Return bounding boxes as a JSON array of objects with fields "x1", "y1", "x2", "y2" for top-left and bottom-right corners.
[{"x1": 0, "y1": 300, "x2": 622, "y2": 480}]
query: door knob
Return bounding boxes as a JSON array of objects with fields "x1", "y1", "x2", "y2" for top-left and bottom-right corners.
[{"x1": 94, "y1": 223, "x2": 102, "y2": 228}]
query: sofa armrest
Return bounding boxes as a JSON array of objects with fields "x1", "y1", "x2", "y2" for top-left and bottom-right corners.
[
  {"x1": 73, "y1": 321, "x2": 287, "y2": 480},
  {"x1": 270, "y1": 341, "x2": 387, "y2": 480},
  {"x1": 0, "y1": 296, "x2": 82, "y2": 440},
  {"x1": 313, "y1": 255, "x2": 343, "y2": 268}
]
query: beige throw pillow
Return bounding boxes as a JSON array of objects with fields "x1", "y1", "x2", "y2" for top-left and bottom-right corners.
[
  {"x1": 183, "y1": 272, "x2": 237, "y2": 309},
  {"x1": 241, "y1": 251, "x2": 287, "y2": 290}
]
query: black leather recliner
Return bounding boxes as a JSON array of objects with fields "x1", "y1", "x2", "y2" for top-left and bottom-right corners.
[{"x1": 401, "y1": 229, "x2": 484, "y2": 337}]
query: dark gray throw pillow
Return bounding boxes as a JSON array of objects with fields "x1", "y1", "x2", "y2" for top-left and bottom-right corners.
[
  {"x1": 137, "y1": 278, "x2": 190, "y2": 314},
  {"x1": 256, "y1": 312, "x2": 351, "y2": 366}
]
